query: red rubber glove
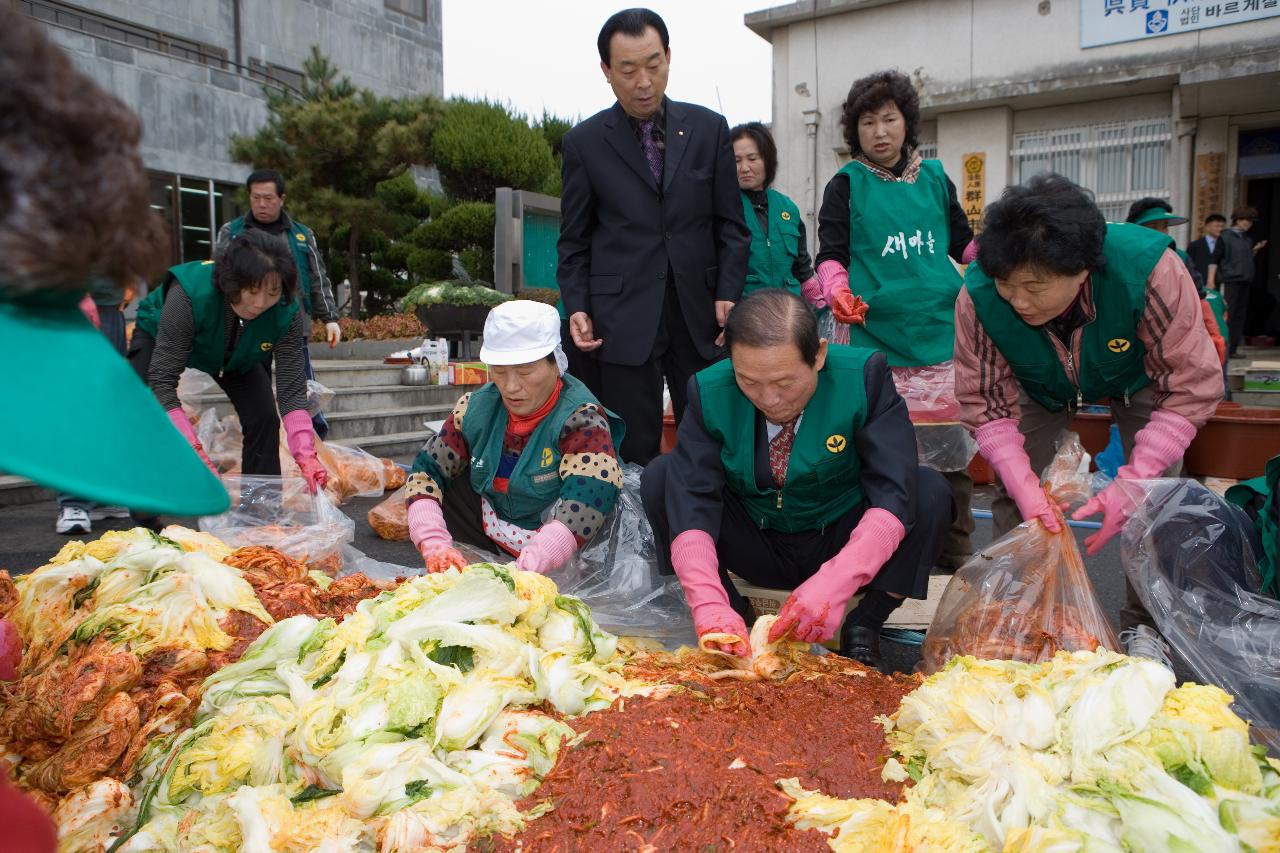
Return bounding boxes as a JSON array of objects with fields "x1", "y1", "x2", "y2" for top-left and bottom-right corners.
[
  {"x1": 671, "y1": 530, "x2": 749, "y2": 657},
  {"x1": 515, "y1": 521, "x2": 578, "y2": 574},
  {"x1": 975, "y1": 418, "x2": 1063, "y2": 532},
  {"x1": 167, "y1": 408, "x2": 217, "y2": 474},
  {"x1": 0, "y1": 619, "x2": 21, "y2": 681},
  {"x1": 769, "y1": 508, "x2": 904, "y2": 644},
  {"x1": 407, "y1": 498, "x2": 467, "y2": 573},
  {"x1": 831, "y1": 290, "x2": 868, "y2": 325},
  {"x1": 1072, "y1": 410, "x2": 1196, "y2": 555},
  {"x1": 283, "y1": 410, "x2": 328, "y2": 494}
]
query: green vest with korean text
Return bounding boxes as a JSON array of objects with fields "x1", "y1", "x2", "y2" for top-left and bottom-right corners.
[
  {"x1": 966, "y1": 223, "x2": 1171, "y2": 412},
  {"x1": 460, "y1": 374, "x2": 626, "y2": 531},
  {"x1": 841, "y1": 158, "x2": 961, "y2": 367},
  {"x1": 696, "y1": 346, "x2": 870, "y2": 533},
  {"x1": 228, "y1": 215, "x2": 316, "y2": 314},
  {"x1": 135, "y1": 260, "x2": 298, "y2": 377},
  {"x1": 742, "y1": 188, "x2": 804, "y2": 298}
]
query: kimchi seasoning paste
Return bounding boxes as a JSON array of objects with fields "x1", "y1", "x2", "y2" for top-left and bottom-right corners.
[{"x1": 486, "y1": 663, "x2": 915, "y2": 852}]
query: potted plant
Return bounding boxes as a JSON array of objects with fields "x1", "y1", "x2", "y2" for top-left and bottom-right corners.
[{"x1": 402, "y1": 280, "x2": 512, "y2": 333}]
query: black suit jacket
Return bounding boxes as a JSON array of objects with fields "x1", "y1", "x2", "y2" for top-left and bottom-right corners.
[
  {"x1": 557, "y1": 99, "x2": 750, "y2": 366},
  {"x1": 1186, "y1": 236, "x2": 1223, "y2": 284}
]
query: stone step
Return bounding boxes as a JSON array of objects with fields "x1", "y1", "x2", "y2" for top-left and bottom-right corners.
[
  {"x1": 323, "y1": 404, "x2": 457, "y2": 441},
  {"x1": 330, "y1": 431, "x2": 428, "y2": 463},
  {"x1": 190, "y1": 384, "x2": 470, "y2": 418},
  {"x1": 0, "y1": 474, "x2": 55, "y2": 508},
  {"x1": 310, "y1": 359, "x2": 411, "y2": 388}
]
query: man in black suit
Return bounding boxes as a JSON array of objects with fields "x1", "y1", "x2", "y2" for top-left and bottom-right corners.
[
  {"x1": 557, "y1": 8, "x2": 750, "y2": 464},
  {"x1": 1186, "y1": 212, "x2": 1227, "y2": 291}
]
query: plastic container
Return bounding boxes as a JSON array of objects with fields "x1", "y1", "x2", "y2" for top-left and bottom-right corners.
[{"x1": 1185, "y1": 405, "x2": 1280, "y2": 479}]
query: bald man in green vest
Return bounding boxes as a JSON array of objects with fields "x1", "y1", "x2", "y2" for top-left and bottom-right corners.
[{"x1": 642, "y1": 289, "x2": 952, "y2": 670}]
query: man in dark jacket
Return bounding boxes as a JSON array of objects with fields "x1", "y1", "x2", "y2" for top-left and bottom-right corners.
[
  {"x1": 557, "y1": 8, "x2": 750, "y2": 464},
  {"x1": 1186, "y1": 213, "x2": 1226, "y2": 291},
  {"x1": 1219, "y1": 206, "x2": 1269, "y2": 358}
]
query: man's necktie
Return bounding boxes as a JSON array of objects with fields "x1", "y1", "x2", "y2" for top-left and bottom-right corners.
[
  {"x1": 638, "y1": 118, "x2": 663, "y2": 185},
  {"x1": 769, "y1": 419, "x2": 798, "y2": 487}
]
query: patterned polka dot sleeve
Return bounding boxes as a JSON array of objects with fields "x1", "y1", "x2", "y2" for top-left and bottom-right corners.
[
  {"x1": 550, "y1": 403, "x2": 623, "y2": 543},
  {"x1": 406, "y1": 393, "x2": 473, "y2": 506}
]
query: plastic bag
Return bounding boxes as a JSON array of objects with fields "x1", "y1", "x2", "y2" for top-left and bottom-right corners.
[
  {"x1": 337, "y1": 542, "x2": 497, "y2": 582},
  {"x1": 817, "y1": 310, "x2": 850, "y2": 346},
  {"x1": 914, "y1": 424, "x2": 977, "y2": 473},
  {"x1": 368, "y1": 487, "x2": 409, "y2": 541},
  {"x1": 891, "y1": 361, "x2": 962, "y2": 423},
  {"x1": 1122, "y1": 478, "x2": 1280, "y2": 751},
  {"x1": 282, "y1": 440, "x2": 387, "y2": 505},
  {"x1": 200, "y1": 475, "x2": 355, "y2": 576},
  {"x1": 195, "y1": 409, "x2": 243, "y2": 475},
  {"x1": 306, "y1": 380, "x2": 335, "y2": 417},
  {"x1": 383, "y1": 459, "x2": 407, "y2": 490},
  {"x1": 551, "y1": 464, "x2": 696, "y2": 647},
  {"x1": 177, "y1": 368, "x2": 218, "y2": 417},
  {"x1": 921, "y1": 435, "x2": 1119, "y2": 672}
]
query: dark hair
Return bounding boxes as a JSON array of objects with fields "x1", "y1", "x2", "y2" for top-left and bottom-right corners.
[
  {"x1": 724, "y1": 290, "x2": 821, "y2": 366},
  {"x1": 0, "y1": 9, "x2": 168, "y2": 296},
  {"x1": 839, "y1": 70, "x2": 920, "y2": 159},
  {"x1": 729, "y1": 122, "x2": 778, "y2": 188},
  {"x1": 246, "y1": 169, "x2": 285, "y2": 196},
  {"x1": 1204, "y1": 213, "x2": 1227, "y2": 225},
  {"x1": 1232, "y1": 206, "x2": 1258, "y2": 224},
  {"x1": 597, "y1": 8, "x2": 669, "y2": 65},
  {"x1": 214, "y1": 229, "x2": 298, "y2": 303},
  {"x1": 977, "y1": 173, "x2": 1107, "y2": 280},
  {"x1": 1125, "y1": 197, "x2": 1172, "y2": 224}
]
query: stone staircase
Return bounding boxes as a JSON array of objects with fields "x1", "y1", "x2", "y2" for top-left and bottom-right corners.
[{"x1": 0, "y1": 360, "x2": 468, "y2": 507}]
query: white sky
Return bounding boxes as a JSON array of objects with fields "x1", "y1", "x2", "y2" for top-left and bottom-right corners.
[{"x1": 442, "y1": 1, "x2": 775, "y2": 127}]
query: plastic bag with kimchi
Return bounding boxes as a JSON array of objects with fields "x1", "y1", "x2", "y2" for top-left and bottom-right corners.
[
  {"x1": 921, "y1": 434, "x2": 1118, "y2": 672},
  {"x1": 368, "y1": 486, "x2": 409, "y2": 541}
]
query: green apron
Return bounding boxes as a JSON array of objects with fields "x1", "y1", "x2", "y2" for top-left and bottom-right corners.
[
  {"x1": 697, "y1": 346, "x2": 871, "y2": 532},
  {"x1": 460, "y1": 375, "x2": 625, "y2": 530},
  {"x1": 741, "y1": 188, "x2": 803, "y2": 298},
  {"x1": 135, "y1": 261, "x2": 298, "y2": 377},
  {"x1": 966, "y1": 223, "x2": 1171, "y2": 412},
  {"x1": 1205, "y1": 290, "x2": 1229, "y2": 342},
  {"x1": 841, "y1": 159, "x2": 961, "y2": 367},
  {"x1": 228, "y1": 216, "x2": 316, "y2": 315}
]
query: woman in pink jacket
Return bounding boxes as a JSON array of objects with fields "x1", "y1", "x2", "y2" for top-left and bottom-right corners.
[{"x1": 954, "y1": 173, "x2": 1222, "y2": 666}]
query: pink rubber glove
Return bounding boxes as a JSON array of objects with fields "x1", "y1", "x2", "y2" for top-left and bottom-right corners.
[
  {"x1": 769, "y1": 508, "x2": 904, "y2": 644},
  {"x1": 671, "y1": 530, "x2": 749, "y2": 657},
  {"x1": 0, "y1": 618, "x2": 21, "y2": 681},
  {"x1": 515, "y1": 520, "x2": 578, "y2": 574},
  {"x1": 283, "y1": 410, "x2": 328, "y2": 494},
  {"x1": 407, "y1": 497, "x2": 467, "y2": 572},
  {"x1": 1072, "y1": 409, "x2": 1196, "y2": 555},
  {"x1": 799, "y1": 277, "x2": 827, "y2": 310},
  {"x1": 815, "y1": 259, "x2": 849, "y2": 306},
  {"x1": 167, "y1": 408, "x2": 217, "y2": 473},
  {"x1": 78, "y1": 295, "x2": 100, "y2": 329},
  {"x1": 961, "y1": 238, "x2": 980, "y2": 265},
  {"x1": 976, "y1": 418, "x2": 1062, "y2": 532}
]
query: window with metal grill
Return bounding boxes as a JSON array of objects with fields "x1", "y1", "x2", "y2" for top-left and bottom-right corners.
[{"x1": 385, "y1": 0, "x2": 427, "y2": 21}]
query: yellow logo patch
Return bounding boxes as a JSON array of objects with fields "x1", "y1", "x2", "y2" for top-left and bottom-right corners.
[
  {"x1": 1107, "y1": 338, "x2": 1131, "y2": 353},
  {"x1": 260, "y1": 342, "x2": 273, "y2": 352},
  {"x1": 295, "y1": 232, "x2": 306, "y2": 242},
  {"x1": 825, "y1": 434, "x2": 847, "y2": 453},
  {"x1": 780, "y1": 211, "x2": 792, "y2": 221},
  {"x1": 540, "y1": 447, "x2": 554, "y2": 467},
  {"x1": 201, "y1": 260, "x2": 214, "y2": 265}
]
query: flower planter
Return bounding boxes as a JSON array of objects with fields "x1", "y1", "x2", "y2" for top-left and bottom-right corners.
[
  {"x1": 414, "y1": 303, "x2": 490, "y2": 334},
  {"x1": 1185, "y1": 404, "x2": 1280, "y2": 479}
]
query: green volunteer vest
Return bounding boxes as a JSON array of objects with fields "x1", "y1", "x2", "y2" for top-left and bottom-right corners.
[
  {"x1": 966, "y1": 223, "x2": 1171, "y2": 412},
  {"x1": 741, "y1": 189, "x2": 804, "y2": 298},
  {"x1": 229, "y1": 216, "x2": 315, "y2": 314},
  {"x1": 1225, "y1": 454, "x2": 1279, "y2": 595},
  {"x1": 135, "y1": 261, "x2": 298, "y2": 376},
  {"x1": 841, "y1": 159, "x2": 962, "y2": 367},
  {"x1": 697, "y1": 346, "x2": 870, "y2": 533},
  {"x1": 460, "y1": 374, "x2": 626, "y2": 531},
  {"x1": 1205, "y1": 290, "x2": 1229, "y2": 342}
]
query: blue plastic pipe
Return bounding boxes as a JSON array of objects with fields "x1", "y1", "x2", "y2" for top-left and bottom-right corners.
[{"x1": 971, "y1": 508, "x2": 1102, "y2": 530}]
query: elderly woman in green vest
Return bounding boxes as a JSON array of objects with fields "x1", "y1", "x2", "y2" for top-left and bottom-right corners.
[
  {"x1": 642, "y1": 290, "x2": 952, "y2": 670},
  {"x1": 730, "y1": 122, "x2": 820, "y2": 307},
  {"x1": 812, "y1": 70, "x2": 978, "y2": 573},
  {"x1": 130, "y1": 229, "x2": 329, "y2": 492},
  {"x1": 406, "y1": 301, "x2": 625, "y2": 574},
  {"x1": 954, "y1": 172, "x2": 1223, "y2": 667}
]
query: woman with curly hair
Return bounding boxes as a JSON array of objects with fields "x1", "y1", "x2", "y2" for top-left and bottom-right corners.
[
  {"x1": 955, "y1": 173, "x2": 1222, "y2": 666},
  {"x1": 814, "y1": 69, "x2": 976, "y2": 574}
]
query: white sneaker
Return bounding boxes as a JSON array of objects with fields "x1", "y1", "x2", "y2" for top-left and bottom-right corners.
[
  {"x1": 55, "y1": 506, "x2": 92, "y2": 535},
  {"x1": 1120, "y1": 625, "x2": 1174, "y2": 670},
  {"x1": 89, "y1": 505, "x2": 131, "y2": 520}
]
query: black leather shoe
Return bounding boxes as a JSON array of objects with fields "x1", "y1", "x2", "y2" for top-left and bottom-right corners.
[{"x1": 839, "y1": 624, "x2": 883, "y2": 671}]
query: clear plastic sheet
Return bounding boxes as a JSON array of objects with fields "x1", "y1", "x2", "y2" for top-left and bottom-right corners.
[
  {"x1": 1122, "y1": 478, "x2": 1280, "y2": 751},
  {"x1": 551, "y1": 464, "x2": 696, "y2": 647},
  {"x1": 817, "y1": 311, "x2": 850, "y2": 346},
  {"x1": 891, "y1": 361, "x2": 962, "y2": 423},
  {"x1": 921, "y1": 435, "x2": 1119, "y2": 672},
  {"x1": 199, "y1": 474, "x2": 355, "y2": 576},
  {"x1": 914, "y1": 424, "x2": 977, "y2": 473}
]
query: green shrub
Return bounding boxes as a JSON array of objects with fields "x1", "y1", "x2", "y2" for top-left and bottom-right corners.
[{"x1": 434, "y1": 99, "x2": 556, "y2": 202}]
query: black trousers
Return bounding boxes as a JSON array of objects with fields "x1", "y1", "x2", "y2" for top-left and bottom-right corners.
[
  {"x1": 438, "y1": 471, "x2": 499, "y2": 553},
  {"x1": 569, "y1": 286, "x2": 714, "y2": 466},
  {"x1": 1225, "y1": 280, "x2": 1251, "y2": 354},
  {"x1": 641, "y1": 455, "x2": 952, "y2": 623},
  {"x1": 128, "y1": 331, "x2": 282, "y2": 476}
]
